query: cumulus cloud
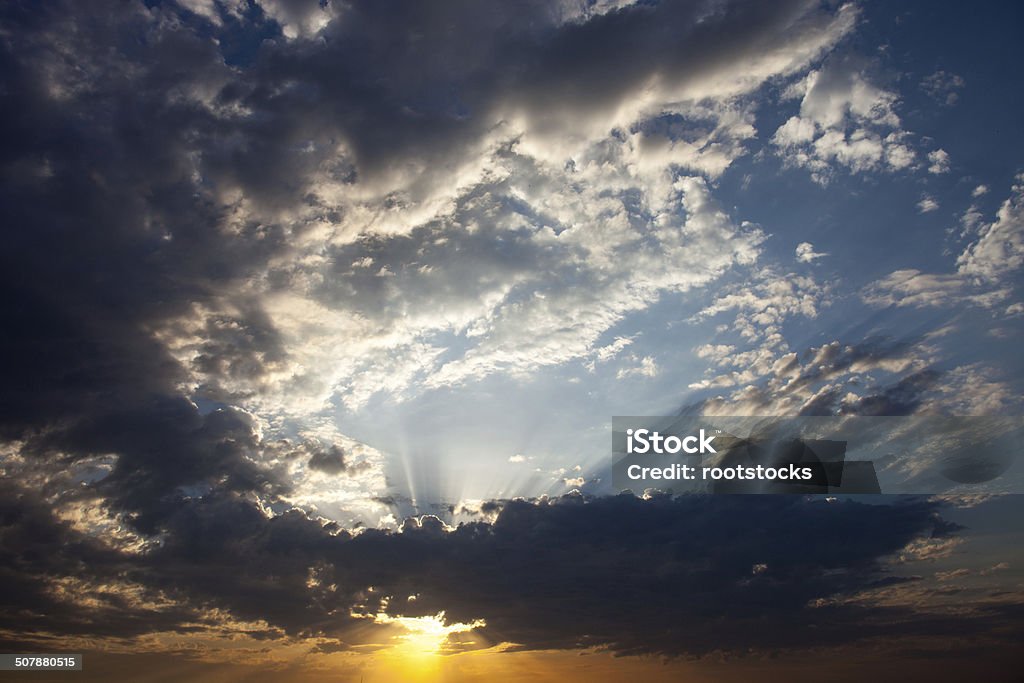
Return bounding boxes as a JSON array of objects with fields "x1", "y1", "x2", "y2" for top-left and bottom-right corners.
[
  {"x1": 795, "y1": 241, "x2": 828, "y2": 262},
  {"x1": 771, "y1": 55, "x2": 919, "y2": 183},
  {"x1": 928, "y1": 149, "x2": 951, "y2": 174},
  {"x1": 688, "y1": 338, "x2": 1022, "y2": 425},
  {"x1": 863, "y1": 269, "x2": 1005, "y2": 308},
  {"x1": 688, "y1": 333, "x2": 943, "y2": 417},
  {"x1": 616, "y1": 356, "x2": 659, "y2": 380},
  {"x1": 956, "y1": 174, "x2": 1024, "y2": 280},
  {"x1": 921, "y1": 70, "x2": 966, "y2": 106},
  {"x1": 865, "y1": 176, "x2": 1024, "y2": 311},
  {"x1": 693, "y1": 266, "x2": 827, "y2": 348},
  {"x1": 209, "y1": 168, "x2": 767, "y2": 411},
  {"x1": 917, "y1": 195, "x2": 940, "y2": 213}
]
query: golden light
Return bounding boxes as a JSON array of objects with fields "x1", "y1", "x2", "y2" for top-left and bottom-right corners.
[
  {"x1": 373, "y1": 611, "x2": 485, "y2": 655},
  {"x1": 345, "y1": 610, "x2": 490, "y2": 682}
]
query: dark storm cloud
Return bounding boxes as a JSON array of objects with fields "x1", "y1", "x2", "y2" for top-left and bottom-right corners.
[
  {"x1": 0, "y1": 479, "x2": 202, "y2": 642},
  {"x1": 306, "y1": 443, "x2": 348, "y2": 473},
  {"x1": 0, "y1": 3, "x2": 267, "y2": 418},
  {"x1": 189, "y1": 303, "x2": 289, "y2": 395},
  {"x1": 294, "y1": 439, "x2": 370, "y2": 475},
  {"x1": 8, "y1": 484, "x2": 1021, "y2": 658},
  {"x1": 0, "y1": 0, "x2": 299, "y2": 541},
  {"x1": 215, "y1": 0, "x2": 849, "y2": 189},
  {"x1": 63, "y1": 402, "x2": 280, "y2": 534},
  {"x1": 364, "y1": 495, "x2": 970, "y2": 656}
]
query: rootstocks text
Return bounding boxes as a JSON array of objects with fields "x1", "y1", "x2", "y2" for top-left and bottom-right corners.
[{"x1": 624, "y1": 428, "x2": 814, "y2": 482}]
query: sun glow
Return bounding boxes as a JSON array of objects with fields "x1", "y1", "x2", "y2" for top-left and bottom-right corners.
[
  {"x1": 352, "y1": 611, "x2": 490, "y2": 682},
  {"x1": 371, "y1": 611, "x2": 486, "y2": 655}
]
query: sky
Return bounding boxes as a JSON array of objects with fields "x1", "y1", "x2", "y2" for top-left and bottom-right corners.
[{"x1": 1, "y1": 0, "x2": 1023, "y2": 680}]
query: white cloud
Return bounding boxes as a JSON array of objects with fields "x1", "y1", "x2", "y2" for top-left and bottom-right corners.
[
  {"x1": 168, "y1": 156, "x2": 769, "y2": 413},
  {"x1": 795, "y1": 241, "x2": 827, "y2": 262},
  {"x1": 694, "y1": 344, "x2": 736, "y2": 362},
  {"x1": 174, "y1": 0, "x2": 227, "y2": 24},
  {"x1": 933, "y1": 364, "x2": 1021, "y2": 415},
  {"x1": 256, "y1": 0, "x2": 332, "y2": 39},
  {"x1": 771, "y1": 115, "x2": 816, "y2": 146},
  {"x1": 927, "y1": 149, "x2": 951, "y2": 174},
  {"x1": 862, "y1": 269, "x2": 1009, "y2": 309},
  {"x1": 687, "y1": 268, "x2": 830, "y2": 391},
  {"x1": 616, "y1": 356, "x2": 659, "y2": 380},
  {"x1": 792, "y1": 61, "x2": 900, "y2": 129},
  {"x1": 917, "y1": 195, "x2": 939, "y2": 213},
  {"x1": 691, "y1": 335, "x2": 935, "y2": 417},
  {"x1": 771, "y1": 57, "x2": 918, "y2": 183},
  {"x1": 865, "y1": 176, "x2": 1024, "y2": 311},
  {"x1": 956, "y1": 173, "x2": 1024, "y2": 281},
  {"x1": 920, "y1": 70, "x2": 965, "y2": 106},
  {"x1": 585, "y1": 336, "x2": 636, "y2": 371},
  {"x1": 694, "y1": 268, "x2": 826, "y2": 344}
]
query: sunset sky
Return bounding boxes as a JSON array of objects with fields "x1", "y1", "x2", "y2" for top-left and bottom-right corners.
[{"x1": 2, "y1": 0, "x2": 1023, "y2": 680}]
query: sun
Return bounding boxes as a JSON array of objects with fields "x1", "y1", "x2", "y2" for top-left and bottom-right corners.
[
  {"x1": 353, "y1": 611, "x2": 488, "y2": 682},
  {"x1": 375, "y1": 611, "x2": 485, "y2": 655}
]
